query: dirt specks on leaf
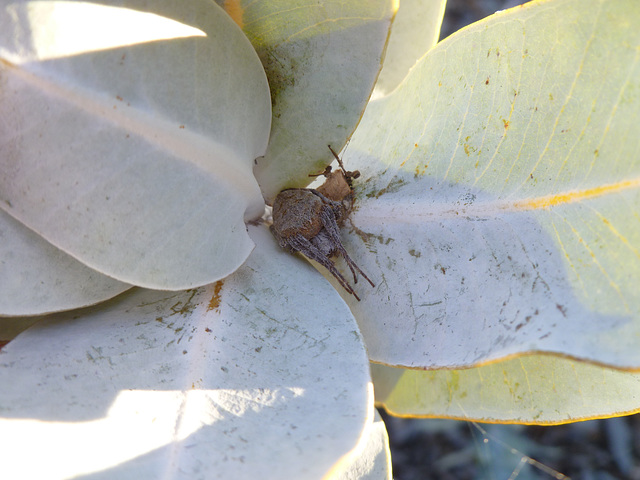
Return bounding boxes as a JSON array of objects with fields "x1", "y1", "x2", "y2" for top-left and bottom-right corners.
[
  {"x1": 414, "y1": 164, "x2": 428, "y2": 176},
  {"x1": 351, "y1": 224, "x2": 395, "y2": 247},
  {"x1": 207, "y1": 280, "x2": 225, "y2": 312},
  {"x1": 365, "y1": 177, "x2": 406, "y2": 198},
  {"x1": 170, "y1": 290, "x2": 198, "y2": 317}
]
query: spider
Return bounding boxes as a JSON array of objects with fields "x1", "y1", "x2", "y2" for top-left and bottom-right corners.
[{"x1": 270, "y1": 146, "x2": 374, "y2": 301}]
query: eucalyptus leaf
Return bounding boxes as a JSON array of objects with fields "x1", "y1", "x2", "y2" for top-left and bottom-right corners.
[
  {"x1": 216, "y1": 0, "x2": 396, "y2": 201},
  {"x1": 0, "y1": 226, "x2": 372, "y2": 479},
  {"x1": 330, "y1": 0, "x2": 640, "y2": 369},
  {"x1": 0, "y1": 209, "x2": 130, "y2": 316},
  {"x1": 0, "y1": 0, "x2": 271, "y2": 289},
  {"x1": 372, "y1": 356, "x2": 640, "y2": 424},
  {"x1": 372, "y1": 0, "x2": 447, "y2": 99}
]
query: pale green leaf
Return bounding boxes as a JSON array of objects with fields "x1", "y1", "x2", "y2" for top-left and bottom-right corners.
[
  {"x1": 0, "y1": 225, "x2": 372, "y2": 479},
  {"x1": 0, "y1": 209, "x2": 130, "y2": 316},
  {"x1": 0, "y1": 0, "x2": 271, "y2": 289},
  {"x1": 372, "y1": 356, "x2": 640, "y2": 424},
  {"x1": 372, "y1": 0, "x2": 447, "y2": 99},
  {"x1": 216, "y1": 0, "x2": 396, "y2": 201},
  {"x1": 325, "y1": 0, "x2": 640, "y2": 370}
]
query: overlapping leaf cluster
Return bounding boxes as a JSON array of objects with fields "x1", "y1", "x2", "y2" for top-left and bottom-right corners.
[{"x1": 1, "y1": 0, "x2": 639, "y2": 478}]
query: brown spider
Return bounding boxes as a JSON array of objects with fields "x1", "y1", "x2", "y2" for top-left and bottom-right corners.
[{"x1": 270, "y1": 146, "x2": 374, "y2": 300}]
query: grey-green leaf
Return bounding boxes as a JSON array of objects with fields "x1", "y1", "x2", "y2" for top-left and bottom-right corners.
[
  {"x1": 0, "y1": 226, "x2": 373, "y2": 478},
  {"x1": 216, "y1": 0, "x2": 396, "y2": 201},
  {"x1": 0, "y1": 0, "x2": 271, "y2": 289},
  {"x1": 330, "y1": 0, "x2": 640, "y2": 370},
  {"x1": 0, "y1": 210, "x2": 130, "y2": 316}
]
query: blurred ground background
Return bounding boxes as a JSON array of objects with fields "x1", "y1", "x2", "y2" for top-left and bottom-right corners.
[
  {"x1": 379, "y1": 1, "x2": 640, "y2": 479},
  {"x1": 380, "y1": 410, "x2": 640, "y2": 480}
]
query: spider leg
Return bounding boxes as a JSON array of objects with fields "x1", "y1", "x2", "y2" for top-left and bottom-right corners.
[
  {"x1": 308, "y1": 165, "x2": 332, "y2": 178},
  {"x1": 328, "y1": 145, "x2": 347, "y2": 174},
  {"x1": 287, "y1": 233, "x2": 361, "y2": 301},
  {"x1": 318, "y1": 206, "x2": 375, "y2": 288},
  {"x1": 309, "y1": 189, "x2": 348, "y2": 226}
]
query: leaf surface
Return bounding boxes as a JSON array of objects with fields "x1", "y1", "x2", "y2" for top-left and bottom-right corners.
[
  {"x1": 0, "y1": 0, "x2": 271, "y2": 289},
  {"x1": 0, "y1": 209, "x2": 130, "y2": 316},
  {"x1": 372, "y1": 0, "x2": 447, "y2": 99},
  {"x1": 331, "y1": 0, "x2": 640, "y2": 369},
  {"x1": 0, "y1": 315, "x2": 41, "y2": 346},
  {"x1": 0, "y1": 225, "x2": 372, "y2": 479},
  {"x1": 332, "y1": 409, "x2": 392, "y2": 480},
  {"x1": 217, "y1": 0, "x2": 396, "y2": 201},
  {"x1": 372, "y1": 356, "x2": 640, "y2": 424}
]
